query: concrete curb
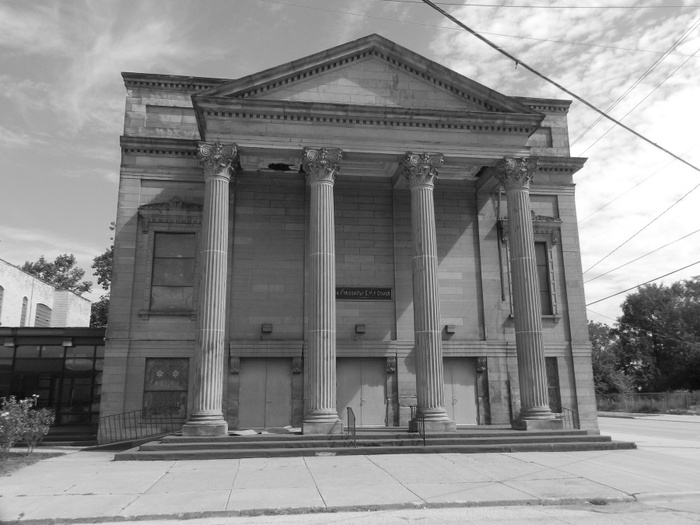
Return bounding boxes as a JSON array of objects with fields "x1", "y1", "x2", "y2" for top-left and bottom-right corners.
[
  {"x1": 0, "y1": 495, "x2": 638, "y2": 525},
  {"x1": 634, "y1": 491, "x2": 700, "y2": 503}
]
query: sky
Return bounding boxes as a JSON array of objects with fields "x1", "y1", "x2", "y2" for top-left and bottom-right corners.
[{"x1": 0, "y1": 0, "x2": 698, "y2": 326}]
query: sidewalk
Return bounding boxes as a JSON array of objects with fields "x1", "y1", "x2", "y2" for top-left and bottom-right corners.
[{"x1": 2, "y1": 442, "x2": 700, "y2": 524}]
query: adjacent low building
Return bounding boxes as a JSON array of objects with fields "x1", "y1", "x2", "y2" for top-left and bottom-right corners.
[
  {"x1": 100, "y1": 35, "x2": 595, "y2": 436},
  {"x1": 0, "y1": 258, "x2": 91, "y2": 328}
]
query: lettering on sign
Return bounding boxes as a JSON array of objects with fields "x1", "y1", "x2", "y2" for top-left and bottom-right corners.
[{"x1": 336, "y1": 287, "x2": 393, "y2": 300}]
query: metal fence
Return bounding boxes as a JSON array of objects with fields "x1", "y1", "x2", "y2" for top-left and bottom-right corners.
[
  {"x1": 97, "y1": 405, "x2": 181, "y2": 445},
  {"x1": 596, "y1": 392, "x2": 700, "y2": 413}
]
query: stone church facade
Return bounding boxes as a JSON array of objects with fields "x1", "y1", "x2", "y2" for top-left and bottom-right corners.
[{"x1": 100, "y1": 35, "x2": 595, "y2": 436}]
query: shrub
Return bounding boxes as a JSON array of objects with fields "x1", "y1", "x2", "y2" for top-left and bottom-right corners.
[{"x1": 0, "y1": 395, "x2": 55, "y2": 459}]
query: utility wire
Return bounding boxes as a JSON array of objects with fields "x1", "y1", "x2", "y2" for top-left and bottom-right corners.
[
  {"x1": 572, "y1": 19, "x2": 700, "y2": 148},
  {"x1": 256, "y1": 1, "x2": 698, "y2": 58},
  {"x1": 579, "y1": 42, "x2": 700, "y2": 156},
  {"x1": 420, "y1": 0, "x2": 700, "y2": 174},
  {"x1": 578, "y1": 143, "x2": 699, "y2": 225},
  {"x1": 583, "y1": 180, "x2": 700, "y2": 274},
  {"x1": 383, "y1": 1, "x2": 700, "y2": 7},
  {"x1": 585, "y1": 228, "x2": 700, "y2": 284},
  {"x1": 586, "y1": 259, "x2": 700, "y2": 306},
  {"x1": 587, "y1": 308, "x2": 700, "y2": 349}
]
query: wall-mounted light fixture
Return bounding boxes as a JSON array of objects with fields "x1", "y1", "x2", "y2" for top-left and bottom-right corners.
[
  {"x1": 445, "y1": 325, "x2": 456, "y2": 335},
  {"x1": 261, "y1": 323, "x2": 273, "y2": 334},
  {"x1": 355, "y1": 324, "x2": 366, "y2": 334}
]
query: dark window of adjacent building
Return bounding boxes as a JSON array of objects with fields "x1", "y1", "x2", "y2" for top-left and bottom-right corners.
[
  {"x1": 143, "y1": 358, "x2": 188, "y2": 418},
  {"x1": 34, "y1": 303, "x2": 52, "y2": 327},
  {"x1": 150, "y1": 232, "x2": 196, "y2": 312},
  {"x1": 20, "y1": 297, "x2": 28, "y2": 327},
  {"x1": 535, "y1": 242, "x2": 553, "y2": 315}
]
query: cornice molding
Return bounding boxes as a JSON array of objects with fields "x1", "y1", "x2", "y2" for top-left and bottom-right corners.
[
  {"x1": 122, "y1": 72, "x2": 229, "y2": 93},
  {"x1": 195, "y1": 34, "x2": 539, "y2": 116},
  {"x1": 120, "y1": 136, "x2": 199, "y2": 157},
  {"x1": 193, "y1": 97, "x2": 543, "y2": 136}
]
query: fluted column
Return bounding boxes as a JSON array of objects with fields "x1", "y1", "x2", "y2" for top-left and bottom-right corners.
[
  {"x1": 302, "y1": 147, "x2": 343, "y2": 434},
  {"x1": 494, "y1": 157, "x2": 559, "y2": 430},
  {"x1": 182, "y1": 142, "x2": 237, "y2": 437},
  {"x1": 401, "y1": 153, "x2": 456, "y2": 433}
]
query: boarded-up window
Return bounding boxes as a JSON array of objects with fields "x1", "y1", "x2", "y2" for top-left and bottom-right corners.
[
  {"x1": 20, "y1": 297, "x2": 28, "y2": 327},
  {"x1": 34, "y1": 303, "x2": 52, "y2": 327},
  {"x1": 535, "y1": 242, "x2": 552, "y2": 315},
  {"x1": 150, "y1": 232, "x2": 195, "y2": 312},
  {"x1": 143, "y1": 358, "x2": 188, "y2": 418}
]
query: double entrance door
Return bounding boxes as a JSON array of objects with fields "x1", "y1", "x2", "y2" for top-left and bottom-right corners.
[
  {"x1": 337, "y1": 358, "x2": 386, "y2": 427},
  {"x1": 237, "y1": 358, "x2": 293, "y2": 429}
]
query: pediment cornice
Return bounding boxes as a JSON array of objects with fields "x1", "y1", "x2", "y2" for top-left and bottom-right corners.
[
  {"x1": 193, "y1": 97, "x2": 544, "y2": 138},
  {"x1": 194, "y1": 34, "x2": 539, "y2": 116}
]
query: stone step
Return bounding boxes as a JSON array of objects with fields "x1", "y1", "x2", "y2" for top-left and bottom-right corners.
[
  {"x1": 142, "y1": 434, "x2": 613, "y2": 452},
  {"x1": 159, "y1": 428, "x2": 592, "y2": 444},
  {"x1": 115, "y1": 439, "x2": 635, "y2": 461}
]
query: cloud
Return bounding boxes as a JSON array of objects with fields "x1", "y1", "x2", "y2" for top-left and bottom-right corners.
[{"x1": 426, "y1": 2, "x2": 700, "y2": 323}]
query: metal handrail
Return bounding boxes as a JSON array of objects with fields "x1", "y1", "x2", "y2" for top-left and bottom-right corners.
[
  {"x1": 410, "y1": 406, "x2": 426, "y2": 446},
  {"x1": 346, "y1": 407, "x2": 357, "y2": 447},
  {"x1": 551, "y1": 404, "x2": 579, "y2": 430},
  {"x1": 97, "y1": 405, "x2": 181, "y2": 445}
]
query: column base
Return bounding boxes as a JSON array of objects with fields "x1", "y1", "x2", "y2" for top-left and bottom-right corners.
[
  {"x1": 410, "y1": 418, "x2": 457, "y2": 433},
  {"x1": 302, "y1": 419, "x2": 343, "y2": 435},
  {"x1": 511, "y1": 418, "x2": 564, "y2": 431},
  {"x1": 182, "y1": 417, "x2": 229, "y2": 437}
]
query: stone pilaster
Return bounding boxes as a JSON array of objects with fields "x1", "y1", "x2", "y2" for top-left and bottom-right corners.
[
  {"x1": 494, "y1": 157, "x2": 560, "y2": 430},
  {"x1": 182, "y1": 142, "x2": 237, "y2": 437},
  {"x1": 302, "y1": 147, "x2": 343, "y2": 434},
  {"x1": 401, "y1": 152, "x2": 456, "y2": 432}
]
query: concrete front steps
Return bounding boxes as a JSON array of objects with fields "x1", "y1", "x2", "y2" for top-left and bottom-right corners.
[{"x1": 114, "y1": 427, "x2": 635, "y2": 461}]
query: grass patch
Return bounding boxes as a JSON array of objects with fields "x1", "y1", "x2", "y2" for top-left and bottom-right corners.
[{"x1": 0, "y1": 452, "x2": 63, "y2": 476}]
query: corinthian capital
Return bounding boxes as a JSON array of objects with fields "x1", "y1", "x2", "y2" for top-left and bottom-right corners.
[
  {"x1": 401, "y1": 152, "x2": 443, "y2": 187},
  {"x1": 198, "y1": 142, "x2": 238, "y2": 180},
  {"x1": 494, "y1": 157, "x2": 538, "y2": 190},
  {"x1": 302, "y1": 147, "x2": 342, "y2": 183}
]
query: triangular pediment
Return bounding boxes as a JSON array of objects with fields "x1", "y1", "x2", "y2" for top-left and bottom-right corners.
[
  {"x1": 197, "y1": 34, "x2": 536, "y2": 115},
  {"x1": 244, "y1": 56, "x2": 476, "y2": 110}
]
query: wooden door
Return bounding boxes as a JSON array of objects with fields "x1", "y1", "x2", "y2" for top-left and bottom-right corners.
[
  {"x1": 337, "y1": 358, "x2": 386, "y2": 427},
  {"x1": 238, "y1": 358, "x2": 292, "y2": 429},
  {"x1": 444, "y1": 358, "x2": 478, "y2": 425}
]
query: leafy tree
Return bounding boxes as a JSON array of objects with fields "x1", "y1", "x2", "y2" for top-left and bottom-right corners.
[
  {"x1": 589, "y1": 321, "x2": 633, "y2": 394},
  {"x1": 21, "y1": 254, "x2": 92, "y2": 295},
  {"x1": 90, "y1": 223, "x2": 114, "y2": 328},
  {"x1": 615, "y1": 278, "x2": 700, "y2": 392}
]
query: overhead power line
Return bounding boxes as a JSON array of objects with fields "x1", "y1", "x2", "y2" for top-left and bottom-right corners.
[
  {"x1": 257, "y1": 1, "x2": 698, "y2": 58},
  {"x1": 420, "y1": 0, "x2": 700, "y2": 175},
  {"x1": 583, "y1": 180, "x2": 700, "y2": 275},
  {"x1": 585, "y1": 228, "x2": 700, "y2": 284},
  {"x1": 586, "y1": 259, "x2": 700, "y2": 306},
  {"x1": 383, "y1": 1, "x2": 700, "y2": 8},
  {"x1": 579, "y1": 41, "x2": 700, "y2": 156},
  {"x1": 578, "y1": 143, "x2": 699, "y2": 225},
  {"x1": 571, "y1": 19, "x2": 700, "y2": 148}
]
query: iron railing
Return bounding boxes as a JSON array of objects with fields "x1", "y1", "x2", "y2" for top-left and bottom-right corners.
[
  {"x1": 97, "y1": 405, "x2": 181, "y2": 445},
  {"x1": 551, "y1": 404, "x2": 579, "y2": 429},
  {"x1": 346, "y1": 407, "x2": 357, "y2": 447},
  {"x1": 410, "y1": 406, "x2": 426, "y2": 446}
]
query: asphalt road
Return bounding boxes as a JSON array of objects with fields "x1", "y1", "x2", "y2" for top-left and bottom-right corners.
[{"x1": 598, "y1": 414, "x2": 700, "y2": 457}]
